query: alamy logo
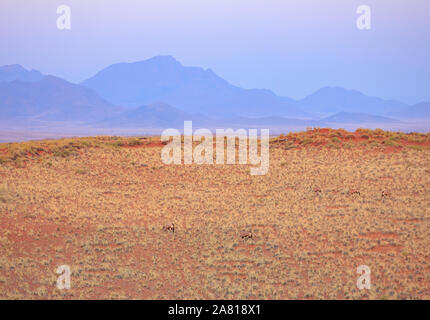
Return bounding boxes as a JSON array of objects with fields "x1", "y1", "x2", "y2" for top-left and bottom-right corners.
[
  {"x1": 356, "y1": 265, "x2": 371, "y2": 290},
  {"x1": 56, "y1": 5, "x2": 71, "y2": 30},
  {"x1": 161, "y1": 121, "x2": 270, "y2": 176},
  {"x1": 56, "y1": 265, "x2": 71, "y2": 290},
  {"x1": 356, "y1": 5, "x2": 371, "y2": 30}
]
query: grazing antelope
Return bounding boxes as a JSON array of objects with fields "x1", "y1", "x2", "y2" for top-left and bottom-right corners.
[
  {"x1": 349, "y1": 189, "x2": 361, "y2": 196},
  {"x1": 163, "y1": 223, "x2": 175, "y2": 233},
  {"x1": 313, "y1": 188, "x2": 322, "y2": 193},
  {"x1": 240, "y1": 231, "x2": 253, "y2": 240}
]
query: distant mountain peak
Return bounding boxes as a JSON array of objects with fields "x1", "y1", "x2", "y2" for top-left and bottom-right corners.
[
  {"x1": 131, "y1": 55, "x2": 182, "y2": 68},
  {"x1": 313, "y1": 86, "x2": 362, "y2": 96},
  {"x1": 0, "y1": 74, "x2": 121, "y2": 122},
  {"x1": 0, "y1": 64, "x2": 26, "y2": 71},
  {"x1": 81, "y1": 56, "x2": 306, "y2": 118},
  {"x1": 0, "y1": 64, "x2": 44, "y2": 83},
  {"x1": 389, "y1": 101, "x2": 430, "y2": 119},
  {"x1": 147, "y1": 55, "x2": 179, "y2": 62},
  {"x1": 300, "y1": 86, "x2": 407, "y2": 116}
]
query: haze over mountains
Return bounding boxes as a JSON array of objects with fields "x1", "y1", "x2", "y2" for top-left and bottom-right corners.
[
  {"x1": 0, "y1": 56, "x2": 429, "y2": 141},
  {"x1": 298, "y1": 86, "x2": 408, "y2": 117},
  {"x1": 321, "y1": 112, "x2": 401, "y2": 124},
  {"x1": 95, "y1": 102, "x2": 206, "y2": 128},
  {"x1": 0, "y1": 74, "x2": 122, "y2": 122},
  {"x1": 390, "y1": 102, "x2": 430, "y2": 120},
  {"x1": 81, "y1": 56, "x2": 306, "y2": 119}
]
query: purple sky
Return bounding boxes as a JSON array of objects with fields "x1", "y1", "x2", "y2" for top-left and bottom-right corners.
[{"x1": 0, "y1": 0, "x2": 429, "y2": 103}]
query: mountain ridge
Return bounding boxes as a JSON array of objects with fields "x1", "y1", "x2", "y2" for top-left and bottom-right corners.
[
  {"x1": 0, "y1": 59, "x2": 429, "y2": 133},
  {"x1": 81, "y1": 56, "x2": 309, "y2": 119},
  {"x1": 297, "y1": 86, "x2": 408, "y2": 117},
  {"x1": 0, "y1": 64, "x2": 44, "y2": 83},
  {"x1": 322, "y1": 112, "x2": 402, "y2": 124},
  {"x1": 0, "y1": 75, "x2": 123, "y2": 122}
]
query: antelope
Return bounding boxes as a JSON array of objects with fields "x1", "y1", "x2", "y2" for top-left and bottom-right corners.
[
  {"x1": 240, "y1": 231, "x2": 253, "y2": 240},
  {"x1": 313, "y1": 188, "x2": 322, "y2": 193},
  {"x1": 163, "y1": 223, "x2": 175, "y2": 233},
  {"x1": 382, "y1": 190, "x2": 390, "y2": 198},
  {"x1": 349, "y1": 189, "x2": 361, "y2": 196}
]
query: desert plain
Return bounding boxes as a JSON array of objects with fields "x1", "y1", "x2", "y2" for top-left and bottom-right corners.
[{"x1": 0, "y1": 128, "x2": 429, "y2": 299}]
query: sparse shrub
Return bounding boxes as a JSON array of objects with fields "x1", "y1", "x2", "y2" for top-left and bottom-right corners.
[
  {"x1": 373, "y1": 128, "x2": 385, "y2": 136},
  {"x1": 300, "y1": 138, "x2": 312, "y2": 146},
  {"x1": 368, "y1": 140, "x2": 380, "y2": 147},
  {"x1": 15, "y1": 159, "x2": 24, "y2": 168},
  {"x1": 344, "y1": 142, "x2": 355, "y2": 149},
  {"x1": 383, "y1": 139, "x2": 400, "y2": 147},
  {"x1": 312, "y1": 138, "x2": 325, "y2": 146},
  {"x1": 407, "y1": 135, "x2": 426, "y2": 143},
  {"x1": 388, "y1": 135, "x2": 401, "y2": 141},
  {"x1": 128, "y1": 139, "x2": 143, "y2": 147},
  {"x1": 81, "y1": 141, "x2": 93, "y2": 148},
  {"x1": 285, "y1": 144, "x2": 296, "y2": 150},
  {"x1": 110, "y1": 141, "x2": 124, "y2": 148},
  {"x1": 53, "y1": 149, "x2": 71, "y2": 158},
  {"x1": 0, "y1": 185, "x2": 10, "y2": 203},
  {"x1": 356, "y1": 128, "x2": 372, "y2": 135},
  {"x1": 407, "y1": 145, "x2": 423, "y2": 151},
  {"x1": 327, "y1": 143, "x2": 339, "y2": 149},
  {"x1": 329, "y1": 132, "x2": 341, "y2": 138}
]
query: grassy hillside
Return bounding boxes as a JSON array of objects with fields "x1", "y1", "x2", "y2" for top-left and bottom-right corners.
[{"x1": 0, "y1": 128, "x2": 429, "y2": 299}]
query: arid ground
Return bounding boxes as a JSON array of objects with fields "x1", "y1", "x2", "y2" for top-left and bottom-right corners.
[{"x1": 0, "y1": 128, "x2": 429, "y2": 299}]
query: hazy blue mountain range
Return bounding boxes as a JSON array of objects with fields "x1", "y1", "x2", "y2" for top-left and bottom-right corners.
[
  {"x1": 95, "y1": 102, "x2": 323, "y2": 129},
  {"x1": 389, "y1": 102, "x2": 430, "y2": 120},
  {"x1": 81, "y1": 56, "x2": 308, "y2": 119},
  {"x1": 0, "y1": 58, "x2": 429, "y2": 134},
  {"x1": 95, "y1": 102, "x2": 208, "y2": 128},
  {"x1": 0, "y1": 75, "x2": 122, "y2": 122},
  {"x1": 322, "y1": 112, "x2": 401, "y2": 124},
  {"x1": 81, "y1": 56, "x2": 428, "y2": 122},
  {"x1": 297, "y1": 86, "x2": 408, "y2": 117}
]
